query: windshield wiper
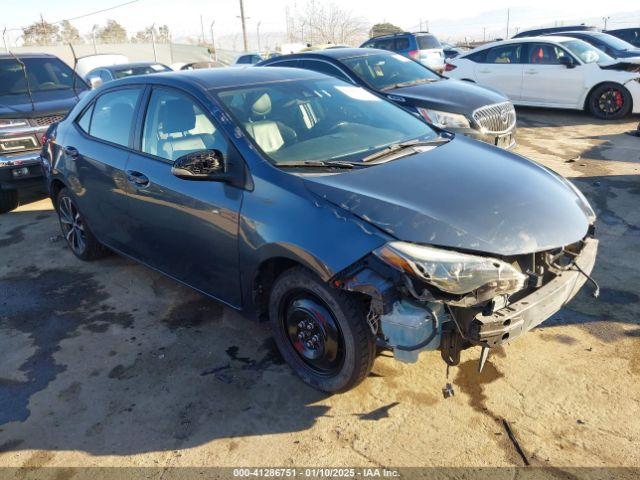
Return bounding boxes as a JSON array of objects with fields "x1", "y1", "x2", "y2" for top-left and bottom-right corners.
[
  {"x1": 380, "y1": 78, "x2": 436, "y2": 91},
  {"x1": 278, "y1": 160, "x2": 356, "y2": 169},
  {"x1": 361, "y1": 138, "x2": 450, "y2": 163}
]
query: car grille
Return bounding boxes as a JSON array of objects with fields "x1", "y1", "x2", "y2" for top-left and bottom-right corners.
[
  {"x1": 29, "y1": 115, "x2": 65, "y2": 128},
  {"x1": 472, "y1": 102, "x2": 516, "y2": 134}
]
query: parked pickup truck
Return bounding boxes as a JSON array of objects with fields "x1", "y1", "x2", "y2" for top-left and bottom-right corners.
[{"x1": 0, "y1": 53, "x2": 87, "y2": 213}]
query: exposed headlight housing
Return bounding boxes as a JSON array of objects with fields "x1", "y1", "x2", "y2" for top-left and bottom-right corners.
[
  {"x1": 417, "y1": 108, "x2": 470, "y2": 129},
  {"x1": 374, "y1": 242, "x2": 527, "y2": 296},
  {"x1": 0, "y1": 118, "x2": 29, "y2": 129}
]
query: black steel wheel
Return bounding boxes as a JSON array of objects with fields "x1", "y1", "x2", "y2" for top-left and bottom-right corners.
[
  {"x1": 56, "y1": 188, "x2": 108, "y2": 261},
  {"x1": 588, "y1": 83, "x2": 632, "y2": 120},
  {"x1": 269, "y1": 267, "x2": 375, "y2": 392}
]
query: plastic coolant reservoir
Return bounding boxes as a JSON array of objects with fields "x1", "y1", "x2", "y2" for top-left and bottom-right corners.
[{"x1": 380, "y1": 300, "x2": 444, "y2": 363}]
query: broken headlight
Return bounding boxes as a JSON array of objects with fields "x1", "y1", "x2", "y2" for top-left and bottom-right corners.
[{"x1": 374, "y1": 242, "x2": 527, "y2": 296}]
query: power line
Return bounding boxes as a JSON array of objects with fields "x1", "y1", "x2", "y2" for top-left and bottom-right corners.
[{"x1": 5, "y1": 0, "x2": 142, "y2": 31}]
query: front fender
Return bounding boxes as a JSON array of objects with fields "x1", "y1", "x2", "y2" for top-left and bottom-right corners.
[{"x1": 238, "y1": 172, "x2": 391, "y2": 310}]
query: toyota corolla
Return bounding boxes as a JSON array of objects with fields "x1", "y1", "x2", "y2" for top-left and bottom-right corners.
[{"x1": 41, "y1": 68, "x2": 598, "y2": 392}]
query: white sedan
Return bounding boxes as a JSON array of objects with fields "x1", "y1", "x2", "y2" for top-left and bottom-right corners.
[{"x1": 445, "y1": 36, "x2": 640, "y2": 119}]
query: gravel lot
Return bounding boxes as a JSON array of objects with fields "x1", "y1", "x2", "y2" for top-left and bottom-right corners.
[{"x1": 0, "y1": 108, "x2": 639, "y2": 471}]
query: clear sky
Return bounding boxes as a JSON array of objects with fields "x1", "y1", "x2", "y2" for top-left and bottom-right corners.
[{"x1": 4, "y1": 0, "x2": 640, "y2": 42}]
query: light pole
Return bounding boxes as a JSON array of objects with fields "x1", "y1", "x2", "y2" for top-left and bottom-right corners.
[
  {"x1": 2, "y1": 27, "x2": 8, "y2": 53},
  {"x1": 238, "y1": 0, "x2": 248, "y2": 52},
  {"x1": 602, "y1": 16, "x2": 610, "y2": 30},
  {"x1": 210, "y1": 20, "x2": 217, "y2": 62},
  {"x1": 256, "y1": 21, "x2": 261, "y2": 54}
]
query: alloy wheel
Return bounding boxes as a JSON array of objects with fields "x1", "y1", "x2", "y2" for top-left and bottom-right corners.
[
  {"x1": 58, "y1": 196, "x2": 86, "y2": 255},
  {"x1": 597, "y1": 88, "x2": 624, "y2": 116}
]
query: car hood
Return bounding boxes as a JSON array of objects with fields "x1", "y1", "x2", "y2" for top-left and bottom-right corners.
[
  {"x1": 302, "y1": 137, "x2": 593, "y2": 257},
  {"x1": 387, "y1": 79, "x2": 508, "y2": 114},
  {"x1": 0, "y1": 90, "x2": 83, "y2": 119}
]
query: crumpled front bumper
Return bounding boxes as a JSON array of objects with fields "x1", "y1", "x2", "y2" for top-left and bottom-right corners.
[{"x1": 470, "y1": 237, "x2": 598, "y2": 348}]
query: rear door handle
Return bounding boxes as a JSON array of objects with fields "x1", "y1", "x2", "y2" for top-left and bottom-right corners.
[
  {"x1": 64, "y1": 146, "x2": 79, "y2": 158},
  {"x1": 478, "y1": 69, "x2": 491, "y2": 74},
  {"x1": 126, "y1": 170, "x2": 150, "y2": 187},
  {"x1": 525, "y1": 70, "x2": 538, "y2": 75}
]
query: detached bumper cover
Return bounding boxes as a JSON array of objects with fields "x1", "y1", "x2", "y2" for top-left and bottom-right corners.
[{"x1": 471, "y1": 237, "x2": 598, "y2": 347}]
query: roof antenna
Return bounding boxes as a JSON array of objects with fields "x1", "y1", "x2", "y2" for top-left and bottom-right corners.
[
  {"x1": 68, "y1": 42, "x2": 80, "y2": 101},
  {"x1": 7, "y1": 49, "x2": 35, "y2": 112}
]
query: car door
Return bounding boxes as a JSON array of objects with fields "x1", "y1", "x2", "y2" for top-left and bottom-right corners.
[
  {"x1": 520, "y1": 43, "x2": 585, "y2": 107},
  {"x1": 474, "y1": 43, "x2": 524, "y2": 100},
  {"x1": 124, "y1": 86, "x2": 244, "y2": 306},
  {"x1": 68, "y1": 86, "x2": 143, "y2": 251}
]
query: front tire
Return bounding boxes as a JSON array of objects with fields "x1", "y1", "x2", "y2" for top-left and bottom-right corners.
[
  {"x1": 269, "y1": 267, "x2": 376, "y2": 393},
  {"x1": 588, "y1": 83, "x2": 632, "y2": 120},
  {"x1": 56, "y1": 188, "x2": 108, "y2": 261},
  {"x1": 0, "y1": 188, "x2": 19, "y2": 214}
]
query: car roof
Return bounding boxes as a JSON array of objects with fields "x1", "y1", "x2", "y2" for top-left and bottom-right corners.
[
  {"x1": 367, "y1": 31, "x2": 435, "y2": 40},
  {"x1": 112, "y1": 66, "x2": 327, "y2": 91},
  {"x1": 263, "y1": 47, "x2": 391, "y2": 61},
  {"x1": 469, "y1": 36, "x2": 576, "y2": 50},
  {"x1": 106, "y1": 61, "x2": 168, "y2": 70},
  {"x1": 0, "y1": 52, "x2": 60, "y2": 60}
]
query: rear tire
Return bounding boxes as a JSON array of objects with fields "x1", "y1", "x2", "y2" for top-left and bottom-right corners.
[
  {"x1": 56, "y1": 188, "x2": 108, "y2": 261},
  {"x1": 0, "y1": 188, "x2": 19, "y2": 214},
  {"x1": 587, "y1": 83, "x2": 632, "y2": 120},
  {"x1": 269, "y1": 267, "x2": 376, "y2": 393}
]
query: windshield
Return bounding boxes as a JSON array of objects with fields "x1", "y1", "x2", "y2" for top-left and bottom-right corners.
[
  {"x1": 113, "y1": 64, "x2": 170, "y2": 79},
  {"x1": 0, "y1": 57, "x2": 86, "y2": 96},
  {"x1": 591, "y1": 32, "x2": 636, "y2": 51},
  {"x1": 217, "y1": 78, "x2": 437, "y2": 165},
  {"x1": 561, "y1": 40, "x2": 614, "y2": 64},
  {"x1": 341, "y1": 53, "x2": 441, "y2": 91}
]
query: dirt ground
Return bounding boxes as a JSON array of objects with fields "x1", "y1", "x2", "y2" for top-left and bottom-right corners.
[{"x1": 0, "y1": 108, "x2": 639, "y2": 471}]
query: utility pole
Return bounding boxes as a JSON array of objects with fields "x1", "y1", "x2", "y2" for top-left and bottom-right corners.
[
  {"x1": 91, "y1": 24, "x2": 98, "y2": 54},
  {"x1": 210, "y1": 20, "x2": 217, "y2": 62},
  {"x1": 425, "y1": 20, "x2": 429, "y2": 32},
  {"x1": 506, "y1": 8, "x2": 510, "y2": 39},
  {"x1": 256, "y1": 21, "x2": 261, "y2": 53},
  {"x1": 200, "y1": 15, "x2": 205, "y2": 44},
  {"x1": 2, "y1": 27, "x2": 8, "y2": 53},
  {"x1": 238, "y1": 0, "x2": 248, "y2": 52},
  {"x1": 602, "y1": 16, "x2": 610, "y2": 30},
  {"x1": 483, "y1": 27, "x2": 486, "y2": 42},
  {"x1": 419, "y1": 18, "x2": 423, "y2": 31},
  {"x1": 150, "y1": 23, "x2": 157, "y2": 61}
]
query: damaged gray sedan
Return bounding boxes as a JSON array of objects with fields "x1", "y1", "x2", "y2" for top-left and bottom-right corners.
[{"x1": 42, "y1": 67, "x2": 598, "y2": 392}]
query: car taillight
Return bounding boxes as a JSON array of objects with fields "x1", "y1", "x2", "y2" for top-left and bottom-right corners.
[
  {"x1": 445, "y1": 63, "x2": 457, "y2": 72},
  {"x1": 408, "y1": 50, "x2": 420, "y2": 60}
]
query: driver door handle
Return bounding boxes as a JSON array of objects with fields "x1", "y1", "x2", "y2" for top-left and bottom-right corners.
[{"x1": 126, "y1": 170, "x2": 150, "y2": 187}]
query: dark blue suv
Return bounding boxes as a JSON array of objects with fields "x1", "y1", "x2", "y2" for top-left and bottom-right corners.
[{"x1": 361, "y1": 32, "x2": 445, "y2": 72}]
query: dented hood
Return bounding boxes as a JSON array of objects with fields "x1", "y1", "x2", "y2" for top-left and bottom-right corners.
[{"x1": 302, "y1": 137, "x2": 592, "y2": 256}]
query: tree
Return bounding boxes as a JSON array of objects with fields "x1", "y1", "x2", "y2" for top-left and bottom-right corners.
[
  {"x1": 296, "y1": 1, "x2": 367, "y2": 46},
  {"x1": 96, "y1": 19, "x2": 128, "y2": 44},
  {"x1": 369, "y1": 22, "x2": 402, "y2": 38},
  {"x1": 60, "y1": 20, "x2": 81, "y2": 44},
  {"x1": 132, "y1": 24, "x2": 171, "y2": 43},
  {"x1": 22, "y1": 20, "x2": 60, "y2": 46}
]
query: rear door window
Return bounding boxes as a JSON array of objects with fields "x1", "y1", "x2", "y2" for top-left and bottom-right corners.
[
  {"x1": 373, "y1": 38, "x2": 395, "y2": 51},
  {"x1": 484, "y1": 44, "x2": 522, "y2": 64},
  {"x1": 395, "y1": 37, "x2": 410, "y2": 50},
  {"x1": 299, "y1": 60, "x2": 351, "y2": 82},
  {"x1": 89, "y1": 87, "x2": 142, "y2": 147},
  {"x1": 417, "y1": 35, "x2": 441, "y2": 49},
  {"x1": 526, "y1": 43, "x2": 566, "y2": 65}
]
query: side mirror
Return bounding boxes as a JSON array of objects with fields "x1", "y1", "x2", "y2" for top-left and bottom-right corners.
[
  {"x1": 88, "y1": 76, "x2": 103, "y2": 89},
  {"x1": 559, "y1": 56, "x2": 575, "y2": 69},
  {"x1": 171, "y1": 149, "x2": 231, "y2": 182}
]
